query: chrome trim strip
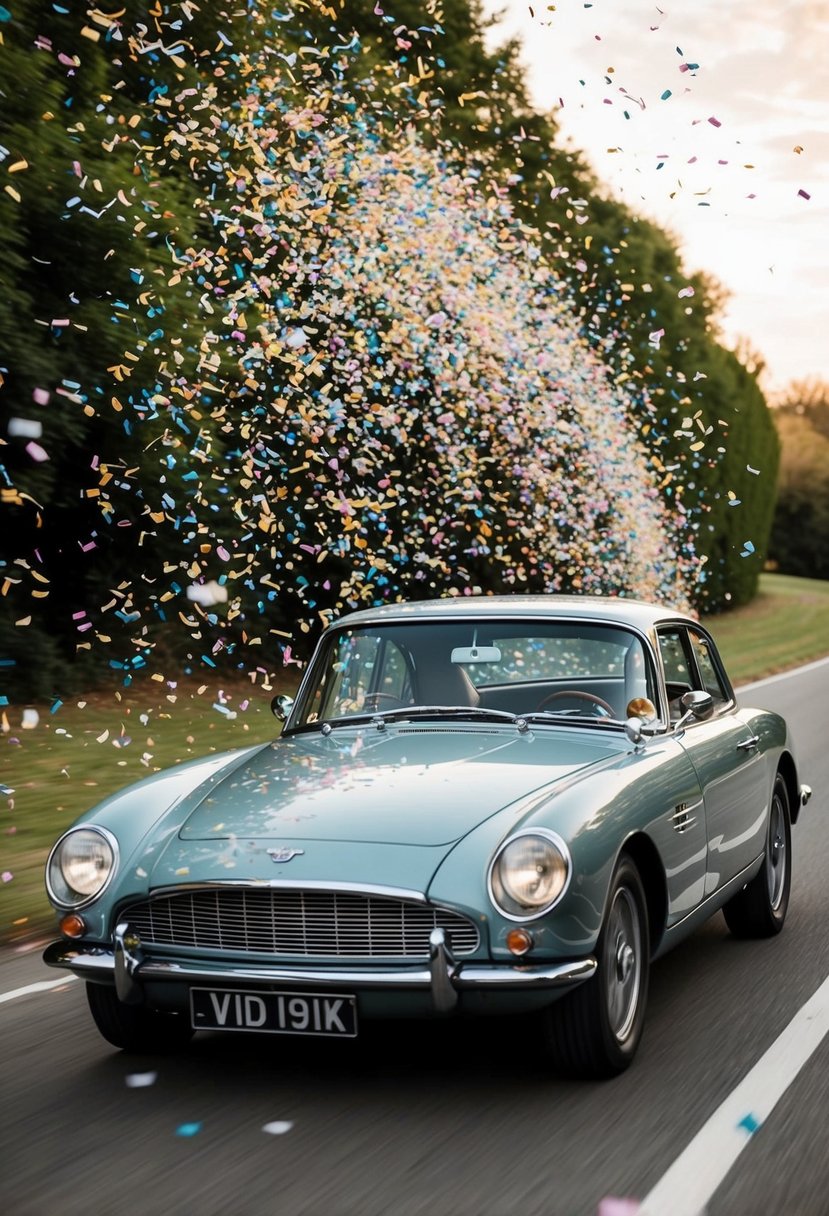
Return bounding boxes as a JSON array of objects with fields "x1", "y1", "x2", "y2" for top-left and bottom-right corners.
[
  {"x1": 43, "y1": 939, "x2": 596, "y2": 992},
  {"x1": 131, "y1": 880, "x2": 429, "y2": 903}
]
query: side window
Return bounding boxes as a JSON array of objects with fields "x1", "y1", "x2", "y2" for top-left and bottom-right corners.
[
  {"x1": 312, "y1": 634, "x2": 413, "y2": 720},
  {"x1": 375, "y1": 640, "x2": 414, "y2": 703},
  {"x1": 688, "y1": 630, "x2": 729, "y2": 704},
  {"x1": 314, "y1": 633, "x2": 383, "y2": 719},
  {"x1": 657, "y1": 628, "x2": 694, "y2": 721}
]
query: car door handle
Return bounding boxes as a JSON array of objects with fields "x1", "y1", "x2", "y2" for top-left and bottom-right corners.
[{"x1": 736, "y1": 735, "x2": 759, "y2": 752}]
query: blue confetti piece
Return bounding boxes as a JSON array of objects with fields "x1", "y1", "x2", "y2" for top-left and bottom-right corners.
[
  {"x1": 50, "y1": 699, "x2": 63, "y2": 714},
  {"x1": 176, "y1": 1122, "x2": 202, "y2": 1137},
  {"x1": 737, "y1": 1113, "x2": 761, "y2": 1135}
]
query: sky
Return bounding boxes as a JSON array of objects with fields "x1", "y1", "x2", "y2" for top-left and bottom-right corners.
[{"x1": 481, "y1": 0, "x2": 829, "y2": 396}]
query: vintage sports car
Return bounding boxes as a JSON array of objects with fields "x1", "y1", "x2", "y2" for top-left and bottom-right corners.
[{"x1": 44, "y1": 596, "x2": 811, "y2": 1077}]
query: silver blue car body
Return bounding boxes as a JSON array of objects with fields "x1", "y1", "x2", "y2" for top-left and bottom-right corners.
[{"x1": 43, "y1": 596, "x2": 810, "y2": 1075}]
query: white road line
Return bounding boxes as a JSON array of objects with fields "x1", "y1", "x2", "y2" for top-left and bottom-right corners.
[
  {"x1": 0, "y1": 975, "x2": 79, "y2": 1005},
  {"x1": 737, "y1": 654, "x2": 829, "y2": 695},
  {"x1": 638, "y1": 971, "x2": 829, "y2": 1216}
]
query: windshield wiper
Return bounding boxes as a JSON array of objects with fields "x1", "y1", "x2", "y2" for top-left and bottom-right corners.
[
  {"x1": 319, "y1": 705, "x2": 521, "y2": 730},
  {"x1": 517, "y1": 711, "x2": 625, "y2": 728},
  {"x1": 290, "y1": 705, "x2": 627, "y2": 735}
]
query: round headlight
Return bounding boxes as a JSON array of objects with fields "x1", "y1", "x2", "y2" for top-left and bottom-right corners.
[
  {"x1": 46, "y1": 826, "x2": 118, "y2": 909},
  {"x1": 488, "y1": 830, "x2": 571, "y2": 920}
]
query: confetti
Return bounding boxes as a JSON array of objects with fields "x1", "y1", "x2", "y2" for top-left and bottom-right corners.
[
  {"x1": 175, "y1": 1122, "x2": 202, "y2": 1137},
  {"x1": 126, "y1": 1072, "x2": 158, "y2": 1088},
  {"x1": 262, "y1": 1121, "x2": 294, "y2": 1135}
]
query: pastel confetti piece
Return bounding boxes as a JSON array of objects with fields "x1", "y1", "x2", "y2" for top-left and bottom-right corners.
[
  {"x1": 126, "y1": 1072, "x2": 158, "y2": 1088},
  {"x1": 262, "y1": 1121, "x2": 294, "y2": 1135},
  {"x1": 8, "y1": 418, "x2": 43, "y2": 439},
  {"x1": 1, "y1": 872, "x2": 13, "y2": 883},
  {"x1": 21, "y1": 709, "x2": 39, "y2": 729}
]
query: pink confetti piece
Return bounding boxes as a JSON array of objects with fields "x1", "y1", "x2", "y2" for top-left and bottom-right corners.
[
  {"x1": 25, "y1": 441, "x2": 49, "y2": 462},
  {"x1": 708, "y1": 116, "x2": 721, "y2": 127},
  {"x1": 798, "y1": 188, "x2": 811, "y2": 200},
  {"x1": 1, "y1": 871, "x2": 13, "y2": 883}
]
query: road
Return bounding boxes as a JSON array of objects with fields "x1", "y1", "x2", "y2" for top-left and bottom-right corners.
[{"x1": 2, "y1": 659, "x2": 827, "y2": 1216}]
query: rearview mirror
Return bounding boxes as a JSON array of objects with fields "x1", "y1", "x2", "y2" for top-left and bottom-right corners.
[{"x1": 450, "y1": 645, "x2": 502, "y2": 664}]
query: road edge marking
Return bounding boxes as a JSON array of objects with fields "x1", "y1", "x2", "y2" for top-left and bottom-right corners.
[
  {"x1": 0, "y1": 975, "x2": 79, "y2": 1005},
  {"x1": 638, "y1": 971, "x2": 829, "y2": 1216}
]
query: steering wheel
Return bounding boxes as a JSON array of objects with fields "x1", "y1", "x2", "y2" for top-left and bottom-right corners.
[
  {"x1": 362, "y1": 692, "x2": 409, "y2": 712},
  {"x1": 535, "y1": 689, "x2": 615, "y2": 716}
]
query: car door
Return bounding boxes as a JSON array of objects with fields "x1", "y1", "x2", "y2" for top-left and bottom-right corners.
[{"x1": 656, "y1": 625, "x2": 768, "y2": 896}]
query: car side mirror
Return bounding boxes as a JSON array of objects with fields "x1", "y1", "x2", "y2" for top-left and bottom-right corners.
[
  {"x1": 625, "y1": 717, "x2": 645, "y2": 751},
  {"x1": 270, "y1": 694, "x2": 294, "y2": 723},
  {"x1": 674, "y1": 689, "x2": 714, "y2": 730}
]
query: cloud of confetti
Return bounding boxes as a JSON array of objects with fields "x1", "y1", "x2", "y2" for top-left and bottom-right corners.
[{"x1": 1, "y1": 1, "x2": 697, "y2": 695}]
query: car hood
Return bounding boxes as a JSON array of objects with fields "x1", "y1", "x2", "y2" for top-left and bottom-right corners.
[{"x1": 178, "y1": 724, "x2": 622, "y2": 847}]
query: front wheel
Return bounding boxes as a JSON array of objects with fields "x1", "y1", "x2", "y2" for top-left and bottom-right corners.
[
  {"x1": 542, "y1": 856, "x2": 650, "y2": 1079},
  {"x1": 723, "y1": 774, "x2": 792, "y2": 939},
  {"x1": 86, "y1": 983, "x2": 195, "y2": 1053}
]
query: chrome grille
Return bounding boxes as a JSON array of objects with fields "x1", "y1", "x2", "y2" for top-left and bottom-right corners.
[{"x1": 122, "y1": 888, "x2": 480, "y2": 959}]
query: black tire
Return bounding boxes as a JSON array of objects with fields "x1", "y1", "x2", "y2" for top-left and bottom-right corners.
[
  {"x1": 723, "y1": 774, "x2": 791, "y2": 939},
  {"x1": 86, "y1": 983, "x2": 195, "y2": 1053},
  {"x1": 542, "y1": 856, "x2": 650, "y2": 1079}
]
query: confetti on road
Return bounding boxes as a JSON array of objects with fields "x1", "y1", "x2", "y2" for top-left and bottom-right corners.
[
  {"x1": 262, "y1": 1121, "x2": 294, "y2": 1136},
  {"x1": 126, "y1": 1072, "x2": 158, "y2": 1088}
]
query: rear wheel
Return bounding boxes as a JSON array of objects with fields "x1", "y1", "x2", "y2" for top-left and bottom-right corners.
[
  {"x1": 723, "y1": 775, "x2": 791, "y2": 939},
  {"x1": 86, "y1": 983, "x2": 195, "y2": 1053},
  {"x1": 542, "y1": 856, "x2": 650, "y2": 1079}
]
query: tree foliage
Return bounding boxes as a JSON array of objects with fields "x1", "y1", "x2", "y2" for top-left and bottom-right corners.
[
  {"x1": 768, "y1": 383, "x2": 829, "y2": 581},
  {"x1": 0, "y1": 0, "x2": 780, "y2": 700}
]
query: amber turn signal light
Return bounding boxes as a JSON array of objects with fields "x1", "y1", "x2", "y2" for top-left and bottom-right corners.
[
  {"x1": 59, "y1": 913, "x2": 87, "y2": 939},
  {"x1": 506, "y1": 927, "x2": 533, "y2": 956}
]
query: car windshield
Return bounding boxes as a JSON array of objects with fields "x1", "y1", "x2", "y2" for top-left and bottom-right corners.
[{"x1": 289, "y1": 619, "x2": 658, "y2": 730}]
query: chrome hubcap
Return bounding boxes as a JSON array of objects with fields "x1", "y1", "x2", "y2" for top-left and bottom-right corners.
[
  {"x1": 767, "y1": 795, "x2": 787, "y2": 912},
  {"x1": 605, "y1": 887, "x2": 642, "y2": 1043}
]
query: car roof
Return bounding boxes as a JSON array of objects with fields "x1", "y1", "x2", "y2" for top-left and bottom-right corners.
[{"x1": 332, "y1": 595, "x2": 699, "y2": 636}]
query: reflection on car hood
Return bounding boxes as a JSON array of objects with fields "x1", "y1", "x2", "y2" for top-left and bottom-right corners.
[{"x1": 178, "y1": 725, "x2": 622, "y2": 846}]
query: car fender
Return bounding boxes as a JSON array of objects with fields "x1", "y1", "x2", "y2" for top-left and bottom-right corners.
[
  {"x1": 48, "y1": 743, "x2": 267, "y2": 939},
  {"x1": 428, "y1": 731, "x2": 703, "y2": 960}
]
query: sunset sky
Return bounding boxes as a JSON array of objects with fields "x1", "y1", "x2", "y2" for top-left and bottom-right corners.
[{"x1": 482, "y1": 0, "x2": 829, "y2": 395}]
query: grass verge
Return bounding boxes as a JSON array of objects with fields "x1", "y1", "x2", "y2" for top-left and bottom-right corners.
[
  {"x1": 1, "y1": 573, "x2": 827, "y2": 946},
  {"x1": 702, "y1": 573, "x2": 829, "y2": 685}
]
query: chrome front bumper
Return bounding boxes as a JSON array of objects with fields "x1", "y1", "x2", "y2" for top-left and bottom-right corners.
[{"x1": 44, "y1": 924, "x2": 597, "y2": 1015}]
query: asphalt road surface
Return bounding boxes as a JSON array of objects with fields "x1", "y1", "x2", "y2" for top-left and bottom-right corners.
[{"x1": 2, "y1": 658, "x2": 828, "y2": 1216}]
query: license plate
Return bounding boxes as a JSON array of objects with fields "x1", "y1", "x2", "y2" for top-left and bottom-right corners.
[{"x1": 190, "y1": 987, "x2": 357, "y2": 1037}]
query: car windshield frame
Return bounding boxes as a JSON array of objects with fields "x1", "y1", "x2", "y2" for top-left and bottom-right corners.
[{"x1": 284, "y1": 616, "x2": 663, "y2": 735}]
